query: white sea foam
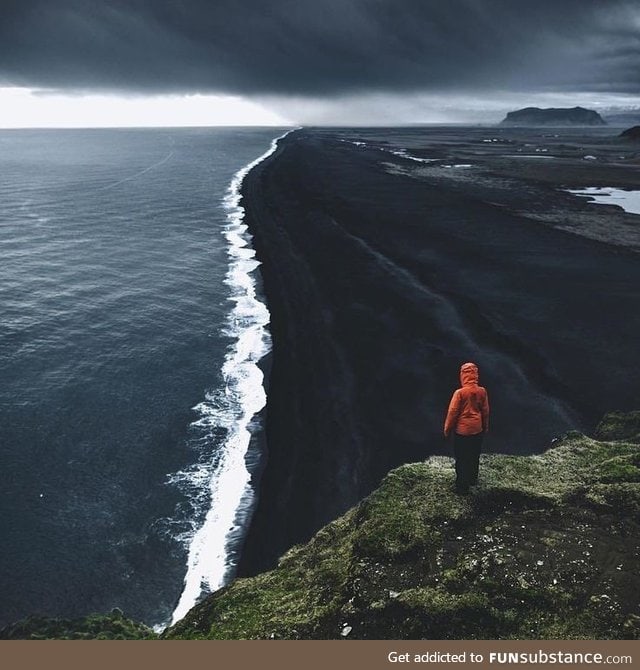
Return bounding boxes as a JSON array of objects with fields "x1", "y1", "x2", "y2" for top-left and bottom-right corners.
[
  {"x1": 504, "y1": 154, "x2": 555, "y2": 159},
  {"x1": 389, "y1": 148, "x2": 438, "y2": 163},
  {"x1": 567, "y1": 187, "x2": 640, "y2": 215},
  {"x1": 340, "y1": 140, "x2": 437, "y2": 163},
  {"x1": 167, "y1": 129, "x2": 296, "y2": 628}
]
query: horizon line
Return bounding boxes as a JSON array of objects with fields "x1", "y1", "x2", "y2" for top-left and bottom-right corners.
[{"x1": 0, "y1": 121, "x2": 504, "y2": 131}]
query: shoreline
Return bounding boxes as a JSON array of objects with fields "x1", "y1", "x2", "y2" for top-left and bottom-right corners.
[
  {"x1": 168, "y1": 130, "x2": 291, "y2": 626},
  {"x1": 237, "y1": 127, "x2": 640, "y2": 576}
]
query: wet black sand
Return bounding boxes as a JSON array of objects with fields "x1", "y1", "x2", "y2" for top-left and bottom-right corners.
[{"x1": 239, "y1": 126, "x2": 640, "y2": 574}]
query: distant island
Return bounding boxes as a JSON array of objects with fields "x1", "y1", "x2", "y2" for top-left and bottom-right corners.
[
  {"x1": 620, "y1": 125, "x2": 640, "y2": 141},
  {"x1": 500, "y1": 106, "x2": 606, "y2": 126}
]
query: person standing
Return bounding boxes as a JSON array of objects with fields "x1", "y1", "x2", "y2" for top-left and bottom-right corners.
[{"x1": 444, "y1": 362, "x2": 490, "y2": 494}]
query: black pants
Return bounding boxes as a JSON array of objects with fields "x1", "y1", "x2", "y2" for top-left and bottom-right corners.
[{"x1": 453, "y1": 432, "x2": 484, "y2": 492}]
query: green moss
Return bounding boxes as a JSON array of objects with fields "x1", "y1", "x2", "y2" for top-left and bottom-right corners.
[
  {"x1": 595, "y1": 411, "x2": 640, "y2": 443},
  {"x1": 396, "y1": 587, "x2": 490, "y2": 614},
  {"x1": 584, "y1": 482, "x2": 640, "y2": 514},
  {"x1": 0, "y1": 609, "x2": 157, "y2": 640},
  {"x1": 354, "y1": 463, "x2": 467, "y2": 558},
  {"x1": 597, "y1": 456, "x2": 640, "y2": 483},
  {"x1": 390, "y1": 589, "x2": 496, "y2": 638},
  {"x1": 170, "y1": 512, "x2": 358, "y2": 640}
]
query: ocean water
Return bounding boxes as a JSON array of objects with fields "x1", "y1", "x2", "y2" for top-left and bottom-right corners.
[
  {"x1": 0, "y1": 127, "x2": 286, "y2": 628},
  {"x1": 567, "y1": 187, "x2": 640, "y2": 215}
]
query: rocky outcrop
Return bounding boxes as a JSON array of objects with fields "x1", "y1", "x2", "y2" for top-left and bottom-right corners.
[
  {"x1": 500, "y1": 107, "x2": 606, "y2": 126},
  {"x1": 0, "y1": 609, "x2": 157, "y2": 640},
  {"x1": 619, "y1": 126, "x2": 640, "y2": 141}
]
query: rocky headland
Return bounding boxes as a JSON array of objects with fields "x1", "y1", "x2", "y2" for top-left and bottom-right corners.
[
  {"x1": 500, "y1": 107, "x2": 606, "y2": 126},
  {"x1": 620, "y1": 126, "x2": 640, "y2": 141}
]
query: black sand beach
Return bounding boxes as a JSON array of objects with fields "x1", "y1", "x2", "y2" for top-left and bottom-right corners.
[{"x1": 239, "y1": 126, "x2": 640, "y2": 575}]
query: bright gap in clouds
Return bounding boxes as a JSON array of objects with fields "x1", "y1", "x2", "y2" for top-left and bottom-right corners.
[
  {"x1": 260, "y1": 91, "x2": 640, "y2": 126},
  {"x1": 0, "y1": 88, "x2": 291, "y2": 128}
]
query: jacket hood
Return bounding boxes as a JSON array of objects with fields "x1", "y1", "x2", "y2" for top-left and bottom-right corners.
[{"x1": 460, "y1": 362, "x2": 479, "y2": 386}]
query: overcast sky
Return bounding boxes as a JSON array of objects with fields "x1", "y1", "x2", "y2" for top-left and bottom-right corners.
[{"x1": 1, "y1": 0, "x2": 639, "y2": 126}]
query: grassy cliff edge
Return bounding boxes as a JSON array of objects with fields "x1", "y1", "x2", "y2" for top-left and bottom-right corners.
[{"x1": 165, "y1": 411, "x2": 640, "y2": 640}]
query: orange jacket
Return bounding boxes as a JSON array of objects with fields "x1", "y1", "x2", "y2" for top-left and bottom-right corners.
[{"x1": 444, "y1": 362, "x2": 490, "y2": 437}]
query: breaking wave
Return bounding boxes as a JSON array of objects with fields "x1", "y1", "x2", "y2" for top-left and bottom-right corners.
[{"x1": 167, "y1": 129, "x2": 294, "y2": 627}]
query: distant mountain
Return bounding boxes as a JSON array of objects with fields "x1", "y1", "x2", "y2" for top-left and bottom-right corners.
[
  {"x1": 500, "y1": 106, "x2": 606, "y2": 126},
  {"x1": 620, "y1": 126, "x2": 640, "y2": 141}
]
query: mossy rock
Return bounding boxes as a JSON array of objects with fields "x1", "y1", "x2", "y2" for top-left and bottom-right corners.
[
  {"x1": 0, "y1": 609, "x2": 157, "y2": 640},
  {"x1": 166, "y1": 412, "x2": 640, "y2": 640},
  {"x1": 595, "y1": 411, "x2": 640, "y2": 443}
]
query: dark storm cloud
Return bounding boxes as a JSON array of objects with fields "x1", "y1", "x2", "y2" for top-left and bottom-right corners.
[{"x1": 0, "y1": 0, "x2": 639, "y2": 95}]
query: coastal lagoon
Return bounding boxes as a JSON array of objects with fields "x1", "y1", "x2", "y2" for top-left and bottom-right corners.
[{"x1": 567, "y1": 187, "x2": 640, "y2": 216}]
